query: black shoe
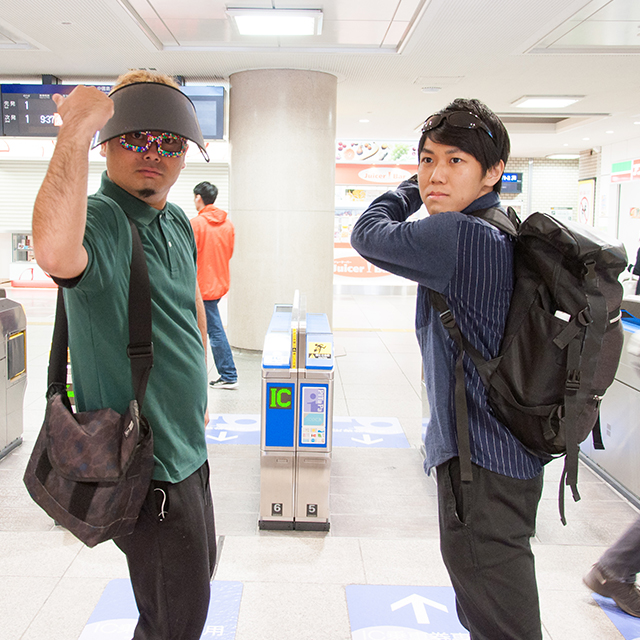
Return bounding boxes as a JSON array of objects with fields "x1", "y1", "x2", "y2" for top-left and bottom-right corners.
[
  {"x1": 209, "y1": 377, "x2": 238, "y2": 389},
  {"x1": 584, "y1": 563, "x2": 640, "y2": 617}
]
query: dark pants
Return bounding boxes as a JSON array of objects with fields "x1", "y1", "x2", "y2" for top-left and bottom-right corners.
[
  {"x1": 600, "y1": 515, "x2": 640, "y2": 583},
  {"x1": 436, "y1": 457, "x2": 543, "y2": 640},
  {"x1": 115, "y1": 461, "x2": 217, "y2": 640}
]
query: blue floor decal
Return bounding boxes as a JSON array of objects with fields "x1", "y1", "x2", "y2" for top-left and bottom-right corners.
[
  {"x1": 346, "y1": 585, "x2": 469, "y2": 639},
  {"x1": 206, "y1": 414, "x2": 410, "y2": 448},
  {"x1": 332, "y1": 417, "x2": 410, "y2": 448},
  {"x1": 206, "y1": 414, "x2": 260, "y2": 445},
  {"x1": 79, "y1": 579, "x2": 242, "y2": 639},
  {"x1": 593, "y1": 594, "x2": 640, "y2": 639}
]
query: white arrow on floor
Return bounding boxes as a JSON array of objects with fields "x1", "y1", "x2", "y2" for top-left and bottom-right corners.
[
  {"x1": 351, "y1": 434, "x2": 384, "y2": 445},
  {"x1": 390, "y1": 594, "x2": 448, "y2": 624},
  {"x1": 209, "y1": 431, "x2": 239, "y2": 442}
]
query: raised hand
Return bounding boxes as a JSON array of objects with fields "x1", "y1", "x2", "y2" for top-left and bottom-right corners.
[{"x1": 53, "y1": 85, "x2": 114, "y2": 141}]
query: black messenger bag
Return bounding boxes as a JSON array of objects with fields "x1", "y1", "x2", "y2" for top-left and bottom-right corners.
[{"x1": 24, "y1": 220, "x2": 155, "y2": 547}]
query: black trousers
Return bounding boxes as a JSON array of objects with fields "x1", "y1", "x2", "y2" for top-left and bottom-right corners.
[
  {"x1": 115, "y1": 461, "x2": 217, "y2": 640},
  {"x1": 436, "y1": 457, "x2": 543, "y2": 640}
]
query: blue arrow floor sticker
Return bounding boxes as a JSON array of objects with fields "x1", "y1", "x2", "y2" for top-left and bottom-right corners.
[
  {"x1": 346, "y1": 585, "x2": 469, "y2": 639},
  {"x1": 206, "y1": 414, "x2": 260, "y2": 445},
  {"x1": 332, "y1": 417, "x2": 410, "y2": 448},
  {"x1": 79, "y1": 579, "x2": 243, "y2": 639},
  {"x1": 592, "y1": 593, "x2": 640, "y2": 639}
]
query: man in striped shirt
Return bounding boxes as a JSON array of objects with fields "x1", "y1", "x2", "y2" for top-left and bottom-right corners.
[{"x1": 351, "y1": 98, "x2": 544, "y2": 640}]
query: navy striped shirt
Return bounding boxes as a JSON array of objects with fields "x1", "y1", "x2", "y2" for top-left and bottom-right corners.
[{"x1": 351, "y1": 183, "x2": 543, "y2": 480}]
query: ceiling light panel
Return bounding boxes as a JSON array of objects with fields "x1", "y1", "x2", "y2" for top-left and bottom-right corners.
[
  {"x1": 227, "y1": 8, "x2": 323, "y2": 36},
  {"x1": 112, "y1": 0, "x2": 427, "y2": 51},
  {"x1": 512, "y1": 96, "x2": 583, "y2": 109}
]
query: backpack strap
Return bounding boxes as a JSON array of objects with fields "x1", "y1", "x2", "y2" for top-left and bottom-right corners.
[
  {"x1": 471, "y1": 206, "x2": 519, "y2": 237},
  {"x1": 429, "y1": 290, "x2": 478, "y2": 483}
]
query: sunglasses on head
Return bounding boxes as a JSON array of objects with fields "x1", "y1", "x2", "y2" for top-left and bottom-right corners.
[
  {"x1": 421, "y1": 111, "x2": 495, "y2": 142},
  {"x1": 119, "y1": 131, "x2": 188, "y2": 157}
]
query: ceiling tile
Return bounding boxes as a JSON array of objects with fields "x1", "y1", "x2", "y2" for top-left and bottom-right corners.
[
  {"x1": 162, "y1": 19, "x2": 235, "y2": 46},
  {"x1": 395, "y1": 0, "x2": 423, "y2": 22},
  {"x1": 382, "y1": 21, "x2": 410, "y2": 47},
  {"x1": 553, "y1": 20, "x2": 640, "y2": 47},
  {"x1": 322, "y1": 0, "x2": 399, "y2": 21},
  {"x1": 589, "y1": 0, "x2": 640, "y2": 21},
  {"x1": 0, "y1": 31, "x2": 18, "y2": 46},
  {"x1": 332, "y1": 20, "x2": 395, "y2": 46},
  {"x1": 146, "y1": 0, "x2": 227, "y2": 20}
]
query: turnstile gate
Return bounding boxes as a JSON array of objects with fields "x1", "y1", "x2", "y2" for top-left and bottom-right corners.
[
  {"x1": 0, "y1": 290, "x2": 27, "y2": 461},
  {"x1": 259, "y1": 291, "x2": 334, "y2": 531}
]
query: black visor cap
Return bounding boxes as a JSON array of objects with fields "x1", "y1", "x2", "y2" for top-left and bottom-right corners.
[{"x1": 94, "y1": 82, "x2": 209, "y2": 162}]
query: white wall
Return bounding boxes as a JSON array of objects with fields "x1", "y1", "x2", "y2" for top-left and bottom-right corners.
[
  {"x1": 501, "y1": 157, "x2": 579, "y2": 220},
  {"x1": 0, "y1": 148, "x2": 229, "y2": 281},
  {"x1": 597, "y1": 133, "x2": 640, "y2": 263}
]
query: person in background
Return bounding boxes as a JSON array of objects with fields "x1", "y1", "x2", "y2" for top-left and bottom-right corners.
[
  {"x1": 31, "y1": 70, "x2": 216, "y2": 640},
  {"x1": 191, "y1": 181, "x2": 238, "y2": 389},
  {"x1": 350, "y1": 98, "x2": 545, "y2": 640},
  {"x1": 583, "y1": 331, "x2": 640, "y2": 617}
]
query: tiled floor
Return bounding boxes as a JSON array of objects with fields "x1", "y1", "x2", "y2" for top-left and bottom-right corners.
[{"x1": 1, "y1": 285, "x2": 639, "y2": 639}]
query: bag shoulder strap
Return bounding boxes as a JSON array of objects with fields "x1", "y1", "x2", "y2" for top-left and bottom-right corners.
[
  {"x1": 48, "y1": 219, "x2": 153, "y2": 410},
  {"x1": 428, "y1": 290, "x2": 476, "y2": 483},
  {"x1": 472, "y1": 206, "x2": 520, "y2": 237}
]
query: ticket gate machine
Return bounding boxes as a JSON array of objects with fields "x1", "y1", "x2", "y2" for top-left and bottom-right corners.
[
  {"x1": 0, "y1": 291, "x2": 27, "y2": 461},
  {"x1": 582, "y1": 296, "x2": 640, "y2": 504},
  {"x1": 259, "y1": 292, "x2": 334, "y2": 530}
]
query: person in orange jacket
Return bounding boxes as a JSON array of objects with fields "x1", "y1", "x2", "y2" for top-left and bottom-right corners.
[{"x1": 191, "y1": 181, "x2": 238, "y2": 388}]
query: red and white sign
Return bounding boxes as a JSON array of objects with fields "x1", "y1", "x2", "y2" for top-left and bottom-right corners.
[
  {"x1": 357, "y1": 166, "x2": 412, "y2": 184},
  {"x1": 334, "y1": 256, "x2": 387, "y2": 278},
  {"x1": 336, "y1": 164, "x2": 417, "y2": 186}
]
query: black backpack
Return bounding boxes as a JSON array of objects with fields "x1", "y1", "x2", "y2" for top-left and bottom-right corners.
[{"x1": 430, "y1": 208, "x2": 628, "y2": 524}]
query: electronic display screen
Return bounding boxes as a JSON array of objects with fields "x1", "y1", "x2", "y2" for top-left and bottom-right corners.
[
  {"x1": 1, "y1": 84, "x2": 110, "y2": 136},
  {"x1": 501, "y1": 172, "x2": 523, "y2": 194},
  {"x1": 182, "y1": 85, "x2": 225, "y2": 140},
  {"x1": 1, "y1": 84, "x2": 225, "y2": 140}
]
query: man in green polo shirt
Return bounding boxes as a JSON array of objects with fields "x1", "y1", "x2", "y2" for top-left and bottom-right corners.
[{"x1": 32, "y1": 71, "x2": 216, "y2": 640}]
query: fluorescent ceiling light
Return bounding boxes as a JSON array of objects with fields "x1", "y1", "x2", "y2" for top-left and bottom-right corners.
[
  {"x1": 512, "y1": 96, "x2": 584, "y2": 109},
  {"x1": 546, "y1": 154, "x2": 580, "y2": 159},
  {"x1": 227, "y1": 8, "x2": 323, "y2": 36}
]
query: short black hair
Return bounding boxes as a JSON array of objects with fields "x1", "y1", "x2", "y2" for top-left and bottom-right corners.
[
  {"x1": 418, "y1": 98, "x2": 510, "y2": 193},
  {"x1": 193, "y1": 181, "x2": 218, "y2": 205}
]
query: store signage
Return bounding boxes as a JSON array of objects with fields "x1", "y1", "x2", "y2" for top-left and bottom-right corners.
[
  {"x1": 612, "y1": 160, "x2": 632, "y2": 183},
  {"x1": 336, "y1": 164, "x2": 417, "y2": 186},
  {"x1": 334, "y1": 256, "x2": 387, "y2": 277},
  {"x1": 336, "y1": 140, "x2": 417, "y2": 165},
  {"x1": 358, "y1": 166, "x2": 412, "y2": 183}
]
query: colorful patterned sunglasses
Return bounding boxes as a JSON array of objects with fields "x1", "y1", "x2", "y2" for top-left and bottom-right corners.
[{"x1": 119, "y1": 131, "x2": 188, "y2": 157}]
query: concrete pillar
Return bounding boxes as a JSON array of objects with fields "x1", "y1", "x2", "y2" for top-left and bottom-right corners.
[{"x1": 227, "y1": 69, "x2": 337, "y2": 351}]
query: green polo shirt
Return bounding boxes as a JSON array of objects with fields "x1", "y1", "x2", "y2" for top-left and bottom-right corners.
[{"x1": 63, "y1": 172, "x2": 208, "y2": 483}]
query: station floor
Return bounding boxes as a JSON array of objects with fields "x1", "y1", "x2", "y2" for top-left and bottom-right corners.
[{"x1": 2, "y1": 285, "x2": 640, "y2": 640}]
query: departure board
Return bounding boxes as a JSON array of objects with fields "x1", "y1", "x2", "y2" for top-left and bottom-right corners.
[
  {"x1": 1, "y1": 83, "x2": 225, "y2": 139},
  {"x1": 1, "y1": 84, "x2": 110, "y2": 136}
]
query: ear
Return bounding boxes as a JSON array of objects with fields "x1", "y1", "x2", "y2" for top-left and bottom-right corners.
[
  {"x1": 182, "y1": 143, "x2": 189, "y2": 169},
  {"x1": 484, "y1": 159, "x2": 505, "y2": 189},
  {"x1": 99, "y1": 142, "x2": 107, "y2": 158}
]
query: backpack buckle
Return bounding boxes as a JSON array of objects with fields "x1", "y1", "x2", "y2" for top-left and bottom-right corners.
[
  {"x1": 566, "y1": 370, "x2": 580, "y2": 391},
  {"x1": 438, "y1": 309, "x2": 456, "y2": 329},
  {"x1": 578, "y1": 308, "x2": 593, "y2": 326},
  {"x1": 127, "y1": 342, "x2": 154, "y2": 360}
]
